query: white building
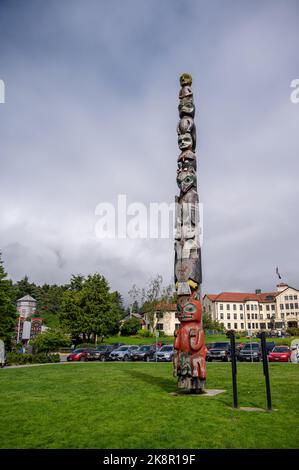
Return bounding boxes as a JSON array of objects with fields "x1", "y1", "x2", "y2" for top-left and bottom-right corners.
[
  {"x1": 203, "y1": 283, "x2": 299, "y2": 333},
  {"x1": 16, "y1": 295, "x2": 37, "y2": 319},
  {"x1": 142, "y1": 303, "x2": 179, "y2": 336}
]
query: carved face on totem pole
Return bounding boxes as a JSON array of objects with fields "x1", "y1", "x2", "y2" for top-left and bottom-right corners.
[
  {"x1": 180, "y1": 73, "x2": 192, "y2": 87},
  {"x1": 176, "y1": 169, "x2": 196, "y2": 193},
  {"x1": 179, "y1": 86, "x2": 193, "y2": 100},
  {"x1": 177, "y1": 298, "x2": 202, "y2": 323},
  {"x1": 177, "y1": 116, "x2": 194, "y2": 135},
  {"x1": 178, "y1": 98, "x2": 195, "y2": 118},
  {"x1": 178, "y1": 133, "x2": 193, "y2": 151}
]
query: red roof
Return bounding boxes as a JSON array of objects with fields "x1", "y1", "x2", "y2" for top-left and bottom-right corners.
[
  {"x1": 156, "y1": 303, "x2": 176, "y2": 311},
  {"x1": 205, "y1": 292, "x2": 278, "y2": 303}
]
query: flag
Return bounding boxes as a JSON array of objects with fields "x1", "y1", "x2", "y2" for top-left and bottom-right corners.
[{"x1": 276, "y1": 267, "x2": 281, "y2": 279}]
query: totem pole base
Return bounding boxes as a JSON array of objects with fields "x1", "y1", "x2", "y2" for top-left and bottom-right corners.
[{"x1": 177, "y1": 377, "x2": 206, "y2": 394}]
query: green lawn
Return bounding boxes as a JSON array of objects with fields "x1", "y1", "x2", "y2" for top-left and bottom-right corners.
[{"x1": 0, "y1": 362, "x2": 298, "y2": 449}]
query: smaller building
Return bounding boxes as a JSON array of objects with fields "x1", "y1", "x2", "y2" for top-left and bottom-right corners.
[
  {"x1": 16, "y1": 295, "x2": 37, "y2": 319},
  {"x1": 142, "y1": 303, "x2": 179, "y2": 336}
]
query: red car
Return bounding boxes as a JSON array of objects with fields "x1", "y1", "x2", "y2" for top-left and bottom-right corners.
[
  {"x1": 67, "y1": 348, "x2": 92, "y2": 362},
  {"x1": 268, "y1": 346, "x2": 291, "y2": 362}
]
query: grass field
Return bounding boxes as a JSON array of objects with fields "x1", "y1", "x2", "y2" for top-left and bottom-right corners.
[{"x1": 0, "y1": 362, "x2": 298, "y2": 449}]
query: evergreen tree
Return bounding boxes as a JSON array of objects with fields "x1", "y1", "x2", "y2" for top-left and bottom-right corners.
[
  {"x1": 0, "y1": 254, "x2": 17, "y2": 349},
  {"x1": 59, "y1": 273, "x2": 121, "y2": 343}
]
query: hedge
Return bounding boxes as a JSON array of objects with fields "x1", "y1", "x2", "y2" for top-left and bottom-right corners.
[{"x1": 6, "y1": 353, "x2": 60, "y2": 366}]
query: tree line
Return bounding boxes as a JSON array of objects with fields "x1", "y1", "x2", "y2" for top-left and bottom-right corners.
[{"x1": 0, "y1": 252, "x2": 223, "y2": 351}]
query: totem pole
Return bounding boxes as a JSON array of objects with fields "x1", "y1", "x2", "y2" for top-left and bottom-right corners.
[{"x1": 173, "y1": 73, "x2": 206, "y2": 393}]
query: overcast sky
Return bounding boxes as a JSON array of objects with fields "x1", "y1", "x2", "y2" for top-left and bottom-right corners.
[{"x1": 0, "y1": 0, "x2": 298, "y2": 302}]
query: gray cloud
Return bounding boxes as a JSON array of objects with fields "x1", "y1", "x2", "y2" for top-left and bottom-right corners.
[{"x1": 0, "y1": 0, "x2": 298, "y2": 300}]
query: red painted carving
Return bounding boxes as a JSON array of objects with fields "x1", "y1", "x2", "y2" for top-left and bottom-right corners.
[{"x1": 173, "y1": 296, "x2": 206, "y2": 392}]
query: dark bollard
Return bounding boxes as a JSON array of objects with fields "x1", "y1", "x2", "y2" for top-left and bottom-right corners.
[
  {"x1": 260, "y1": 331, "x2": 272, "y2": 411},
  {"x1": 226, "y1": 330, "x2": 238, "y2": 409}
]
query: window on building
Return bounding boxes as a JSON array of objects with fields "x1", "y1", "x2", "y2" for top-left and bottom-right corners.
[
  {"x1": 234, "y1": 323, "x2": 238, "y2": 329},
  {"x1": 267, "y1": 314, "x2": 270, "y2": 319},
  {"x1": 255, "y1": 314, "x2": 258, "y2": 319},
  {"x1": 251, "y1": 314, "x2": 254, "y2": 319},
  {"x1": 233, "y1": 304, "x2": 236, "y2": 310},
  {"x1": 220, "y1": 323, "x2": 224, "y2": 328},
  {"x1": 226, "y1": 304, "x2": 230, "y2": 310},
  {"x1": 254, "y1": 305, "x2": 258, "y2": 311},
  {"x1": 285, "y1": 296, "x2": 288, "y2": 301},
  {"x1": 240, "y1": 314, "x2": 243, "y2": 320},
  {"x1": 219, "y1": 304, "x2": 223, "y2": 310},
  {"x1": 295, "y1": 303, "x2": 298, "y2": 309},
  {"x1": 251, "y1": 305, "x2": 254, "y2": 311},
  {"x1": 259, "y1": 314, "x2": 263, "y2": 319},
  {"x1": 240, "y1": 305, "x2": 243, "y2": 311},
  {"x1": 156, "y1": 323, "x2": 164, "y2": 330},
  {"x1": 248, "y1": 323, "x2": 251, "y2": 329},
  {"x1": 220, "y1": 313, "x2": 224, "y2": 320},
  {"x1": 289, "y1": 295, "x2": 293, "y2": 300},
  {"x1": 280, "y1": 304, "x2": 284, "y2": 310},
  {"x1": 294, "y1": 295, "x2": 298, "y2": 300},
  {"x1": 290, "y1": 303, "x2": 294, "y2": 309},
  {"x1": 227, "y1": 323, "x2": 231, "y2": 329},
  {"x1": 266, "y1": 305, "x2": 270, "y2": 311},
  {"x1": 271, "y1": 305, "x2": 275, "y2": 311},
  {"x1": 281, "y1": 313, "x2": 284, "y2": 319},
  {"x1": 247, "y1": 313, "x2": 250, "y2": 319},
  {"x1": 227, "y1": 313, "x2": 231, "y2": 320},
  {"x1": 246, "y1": 305, "x2": 250, "y2": 311},
  {"x1": 286, "y1": 304, "x2": 289, "y2": 309},
  {"x1": 259, "y1": 305, "x2": 263, "y2": 310},
  {"x1": 233, "y1": 313, "x2": 237, "y2": 320},
  {"x1": 241, "y1": 323, "x2": 244, "y2": 329},
  {"x1": 156, "y1": 312, "x2": 164, "y2": 319}
]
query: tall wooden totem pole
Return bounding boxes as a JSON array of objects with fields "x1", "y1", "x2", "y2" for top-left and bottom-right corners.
[{"x1": 173, "y1": 73, "x2": 207, "y2": 393}]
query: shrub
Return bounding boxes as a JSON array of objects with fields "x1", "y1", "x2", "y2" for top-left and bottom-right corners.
[
  {"x1": 30, "y1": 329, "x2": 71, "y2": 353},
  {"x1": 120, "y1": 318, "x2": 141, "y2": 336},
  {"x1": 75, "y1": 343, "x2": 96, "y2": 349},
  {"x1": 6, "y1": 353, "x2": 60, "y2": 366},
  {"x1": 137, "y1": 329, "x2": 153, "y2": 338},
  {"x1": 287, "y1": 327, "x2": 299, "y2": 337}
]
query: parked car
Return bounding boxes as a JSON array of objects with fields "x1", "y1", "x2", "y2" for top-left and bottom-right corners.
[
  {"x1": 268, "y1": 346, "x2": 291, "y2": 362},
  {"x1": 109, "y1": 345, "x2": 139, "y2": 361},
  {"x1": 154, "y1": 345, "x2": 174, "y2": 362},
  {"x1": 95, "y1": 345, "x2": 114, "y2": 361},
  {"x1": 265, "y1": 341, "x2": 276, "y2": 354},
  {"x1": 235, "y1": 342, "x2": 246, "y2": 359},
  {"x1": 206, "y1": 342, "x2": 231, "y2": 362},
  {"x1": 67, "y1": 348, "x2": 96, "y2": 362},
  {"x1": 238, "y1": 343, "x2": 261, "y2": 362},
  {"x1": 131, "y1": 345, "x2": 156, "y2": 362},
  {"x1": 110, "y1": 342, "x2": 125, "y2": 350}
]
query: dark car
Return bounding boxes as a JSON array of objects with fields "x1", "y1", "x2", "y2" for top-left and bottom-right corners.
[
  {"x1": 131, "y1": 345, "x2": 156, "y2": 362},
  {"x1": 95, "y1": 345, "x2": 114, "y2": 361},
  {"x1": 207, "y1": 342, "x2": 231, "y2": 362},
  {"x1": 67, "y1": 348, "x2": 96, "y2": 362},
  {"x1": 238, "y1": 343, "x2": 261, "y2": 362},
  {"x1": 265, "y1": 341, "x2": 276, "y2": 354}
]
